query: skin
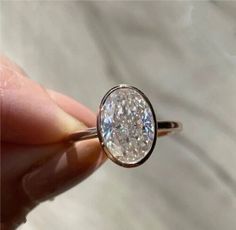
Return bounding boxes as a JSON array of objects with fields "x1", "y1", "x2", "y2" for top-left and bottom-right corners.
[{"x1": 0, "y1": 56, "x2": 106, "y2": 229}]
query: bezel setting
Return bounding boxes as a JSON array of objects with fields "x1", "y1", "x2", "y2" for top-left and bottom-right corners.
[{"x1": 97, "y1": 84, "x2": 157, "y2": 168}]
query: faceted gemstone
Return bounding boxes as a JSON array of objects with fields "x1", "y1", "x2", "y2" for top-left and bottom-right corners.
[{"x1": 99, "y1": 86, "x2": 156, "y2": 165}]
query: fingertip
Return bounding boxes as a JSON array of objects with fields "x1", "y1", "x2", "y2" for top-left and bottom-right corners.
[
  {"x1": 1, "y1": 66, "x2": 86, "y2": 144},
  {"x1": 1, "y1": 56, "x2": 96, "y2": 145}
]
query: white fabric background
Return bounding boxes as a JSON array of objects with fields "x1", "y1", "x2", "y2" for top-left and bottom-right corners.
[{"x1": 1, "y1": 1, "x2": 236, "y2": 230}]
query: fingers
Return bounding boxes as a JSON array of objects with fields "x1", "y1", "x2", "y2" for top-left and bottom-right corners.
[
  {"x1": 1, "y1": 57, "x2": 94, "y2": 144},
  {"x1": 1, "y1": 56, "x2": 107, "y2": 222},
  {"x1": 22, "y1": 139, "x2": 106, "y2": 203}
]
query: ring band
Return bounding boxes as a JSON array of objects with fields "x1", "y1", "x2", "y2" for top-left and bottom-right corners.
[
  {"x1": 68, "y1": 121, "x2": 182, "y2": 141},
  {"x1": 67, "y1": 84, "x2": 183, "y2": 168}
]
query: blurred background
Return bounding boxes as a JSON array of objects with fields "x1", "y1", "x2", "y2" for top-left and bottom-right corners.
[{"x1": 1, "y1": 1, "x2": 236, "y2": 230}]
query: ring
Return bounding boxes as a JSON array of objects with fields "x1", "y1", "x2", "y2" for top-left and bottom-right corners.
[{"x1": 68, "y1": 84, "x2": 182, "y2": 168}]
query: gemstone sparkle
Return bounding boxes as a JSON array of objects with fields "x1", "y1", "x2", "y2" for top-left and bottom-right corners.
[{"x1": 99, "y1": 86, "x2": 156, "y2": 165}]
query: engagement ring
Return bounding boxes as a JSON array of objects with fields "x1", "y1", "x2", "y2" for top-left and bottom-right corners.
[{"x1": 68, "y1": 85, "x2": 182, "y2": 167}]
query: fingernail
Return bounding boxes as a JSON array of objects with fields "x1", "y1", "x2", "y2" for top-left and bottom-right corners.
[
  {"x1": 46, "y1": 89, "x2": 87, "y2": 136},
  {"x1": 51, "y1": 112, "x2": 87, "y2": 147},
  {"x1": 47, "y1": 89, "x2": 96, "y2": 128},
  {"x1": 22, "y1": 139, "x2": 105, "y2": 202},
  {"x1": 54, "y1": 105, "x2": 87, "y2": 136}
]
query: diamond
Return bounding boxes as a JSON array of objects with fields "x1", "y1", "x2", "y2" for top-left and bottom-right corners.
[{"x1": 99, "y1": 86, "x2": 156, "y2": 166}]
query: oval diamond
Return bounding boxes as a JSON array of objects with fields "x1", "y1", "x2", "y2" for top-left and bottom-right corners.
[{"x1": 98, "y1": 85, "x2": 157, "y2": 167}]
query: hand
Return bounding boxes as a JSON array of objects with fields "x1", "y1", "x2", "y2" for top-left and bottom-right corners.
[{"x1": 0, "y1": 56, "x2": 106, "y2": 229}]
